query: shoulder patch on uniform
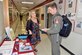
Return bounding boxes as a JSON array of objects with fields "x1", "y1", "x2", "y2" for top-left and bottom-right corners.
[{"x1": 54, "y1": 19, "x2": 59, "y2": 24}]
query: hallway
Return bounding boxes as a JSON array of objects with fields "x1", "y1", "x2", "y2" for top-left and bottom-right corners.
[
  {"x1": 0, "y1": 0, "x2": 82, "y2": 55},
  {"x1": 13, "y1": 17, "x2": 70, "y2": 55}
]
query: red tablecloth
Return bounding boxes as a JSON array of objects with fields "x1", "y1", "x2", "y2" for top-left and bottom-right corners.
[
  {"x1": 13, "y1": 37, "x2": 35, "y2": 55},
  {"x1": 0, "y1": 37, "x2": 35, "y2": 55}
]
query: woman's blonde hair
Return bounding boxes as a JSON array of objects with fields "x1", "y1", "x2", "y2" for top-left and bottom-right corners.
[{"x1": 28, "y1": 11, "x2": 36, "y2": 20}]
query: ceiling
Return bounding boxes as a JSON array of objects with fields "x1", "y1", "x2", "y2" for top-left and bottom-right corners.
[
  {"x1": 12, "y1": 0, "x2": 46, "y2": 13},
  {"x1": 9, "y1": 0, "x2": 53, "y2": 14}
]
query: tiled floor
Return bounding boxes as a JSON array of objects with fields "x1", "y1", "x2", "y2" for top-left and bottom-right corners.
[{"x1": 14, "y1": 17, "x2": 70, "y2": 55}]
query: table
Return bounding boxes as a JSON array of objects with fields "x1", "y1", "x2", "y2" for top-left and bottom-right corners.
[
  {"x1": 0, "y1": 37, "x2": 35, "y2": 55},
  {"x1": 12, "y1": 37, "x2": 35, "y2": 55}
]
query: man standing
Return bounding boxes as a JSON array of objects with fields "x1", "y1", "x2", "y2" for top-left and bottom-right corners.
[{"x1": 42, "y1": 3, "x2": 63, "y2": 55}]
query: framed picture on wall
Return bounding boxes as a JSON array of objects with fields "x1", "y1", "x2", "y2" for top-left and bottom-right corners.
[
  {"x1": 73, "y1": 0, "x2": 82, "y2": 34},
  {"x1": 59, "y1": 0, "x2": 63, "y2": 4},
  {"x1": 36, "y1": 9, "x2": 40, "y2": 19},
  {"x1": 74, "y1": 20, "x2": 82, "y2": 34},
  {"x1": 68, "y1": 0, "x2": 73, "y2": 8},
  {"x1": 58, "y1": 0, "x2": 65, "y2": 14},
  {"x1": 65, "y1": 0, "x2": 76, "y2": 18},
  {"x1": 76, "y1": 0, "x2": 82, "y2": 18},
  {"x1": 41, "y1": 14, "x2": 44, "y2": 20}
]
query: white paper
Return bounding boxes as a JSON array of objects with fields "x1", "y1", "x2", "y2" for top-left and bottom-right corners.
[
  {"x1": 5, "y1": 26, "x2": 15, "y2": 40},
  {"x1": 19, "y1": 52, "x2": 34, "y2": 55},
  {"x1": 41, "y1": 28, "x2": 49, "y2": 31},
  {"x1": 0, "y1": 41, "x2": 15, "y2": 55},
  {"x1": 19, "y1": 42, "x2": 32, "y2": 52},
  {"x1": 0, "y1": 47, "x2": 13, "y2": 55},
  {"x1": 2, "y1": 41, "x2": 15, "y2": 45}
]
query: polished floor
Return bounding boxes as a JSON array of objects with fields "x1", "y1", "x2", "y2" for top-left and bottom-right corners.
[{"x1": 14, "y1": 17, "x2": 70, "y2": 55}]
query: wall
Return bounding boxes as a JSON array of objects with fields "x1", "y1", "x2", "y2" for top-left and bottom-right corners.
[
  {"x1": 32, "y1": 6, "x2": 45, "y2": 29},
  {"x1": 53, "y1": 0, "x2": 82, "y2": 55},
  {"x1": 42, "y1": 0, "x2": 82, "y2": 55},
  {"x1": 0, "y1": 1, "x2": 5, "y2": 44},
  {"x1": 30, "y1": 0, "x2": 82, "y2": 54},
  {"x1": 62, "y1": 32, "x2": 82, "y2": 55},
  {"x1": 74, "y1": 0, "x2": 82, "y2": 34},
  {"x1": 39, "y1": 6, "x2": 45, "y2": 29}
]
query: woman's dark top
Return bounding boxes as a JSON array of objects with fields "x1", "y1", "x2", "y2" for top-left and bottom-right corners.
[{"x1": 26, "y1": 19, "x2": 41, "y2": 44}]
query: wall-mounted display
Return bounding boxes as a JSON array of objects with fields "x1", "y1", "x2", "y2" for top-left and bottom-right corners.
[
  {"x1": 76, "y1": 22, "x2": 82, "y2": 28},
  {"x1": 76, "y1": 0, "x2": 82, "y2": 18},
  {"x1": 58, "y1": 0, "x2": 65, "y2": 14},
  {"x1": 59, "y1": 0, "x2": 63, "y2": 4},
  {"x1": 68, "y1": 0, "x2": 73, "y2": 8},
  {"x1": 41, "y1": 14, "x2": 44, "y2": 20},
  {"x1": 35, "y1": 9, "x2": 40, "y2": 20},
  {"x1": 73, "y1": 0, "x2": 82, "y2": 34},
  {"x1": 59, "y1": 4, "x2": 62, "y2": 10},
  {"x1": 65, "y1": 0, "x2": 76, "y2": 15},
  {"x1": 74, "y1": 20, "x2": 82, "y2": 34}
]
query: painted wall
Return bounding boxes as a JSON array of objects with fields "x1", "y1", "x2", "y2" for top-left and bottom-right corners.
[
  {"x1": 32, "y1": 6, "x2": 45, "y2": 29},
  {"x1": 53, "y1": 0, "x2": 82, "y2": 55},
  {"x1": 39, "y1": 6, "x2": 45, "y2": 29},
  {"x1": 62, "y1": 32, "x2": 82, "y2": 55}
]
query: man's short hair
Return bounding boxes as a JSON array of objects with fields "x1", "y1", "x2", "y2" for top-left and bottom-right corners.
[{"x1": 48, "y1": 2, "x2": 57, "y2": 9}]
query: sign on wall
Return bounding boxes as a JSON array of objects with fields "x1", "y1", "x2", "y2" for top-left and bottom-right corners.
[
  {"x1": 65, "y1": 0, "x2": 76, "y2": 18},
  {"x1": 76, "y1": 0, "x2": 82, "y2": 18},
  {"x1": 74, "y1": 0, "x2": 82, "y2": 34},
  {"x1": 74, "y1": 20, "x2": 82, "y2": 34},
  {"x1": 58, "y1": 0, "x2": 65, "y2": 14}
]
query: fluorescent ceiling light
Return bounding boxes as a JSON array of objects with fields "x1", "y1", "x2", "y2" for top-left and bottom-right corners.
[{"x1": 22, "y1": 2, "x2": 34, "y2": 4}]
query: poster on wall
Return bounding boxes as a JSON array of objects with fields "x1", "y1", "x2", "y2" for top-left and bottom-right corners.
[
  {"x1": 36, "y1": 9, "x2": 40, "y2": 19},
  {"x1": 76, "y1": 0, "x2": 82, "y2": 18},
  {"x1": 74, "y1": 0, "x2": 82, "y2": 34},
  {"x1": 59, "y1": 0, "x2": 63, "y2": 4},
  {"x1": 58, "y1": 0, "x2": 64, "y2": 14},
  {"x1": 74, "y1": 20, "x2": 82, "y2": 34},
  {"x1": 68, "y1": 0, "x2": 73, "y2": 8},
  {"x1": 41, "y1": 14, "x2": 44, "y2": 20},
  {"x1": 65, "y1": 0, "x2": 76, "y2": 18}
]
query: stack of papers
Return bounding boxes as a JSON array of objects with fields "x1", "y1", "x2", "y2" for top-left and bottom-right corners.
[
  {"x1": 0, "y1": 41, "x2": 15, "y2": 55},
  {"x1": 0, "y1": 47, "x2": 12, "y2": 55},
  {"x1": 19, "y1": 43, "x2": 33, "y2": 52},
  {"x1": 2, "y1": 41, "x2": 15, "y2": 46},
  {"x1": 19, "y1": 52, "x2": 34, "y2": 55}
]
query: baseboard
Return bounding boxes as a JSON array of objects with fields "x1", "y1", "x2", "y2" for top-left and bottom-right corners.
[
  {"x1": 60, "y1": 44, "x2": 75, "y2": 55},
  {"x1": 60, "y1": 45, "x2": 75, "y2": 55}
]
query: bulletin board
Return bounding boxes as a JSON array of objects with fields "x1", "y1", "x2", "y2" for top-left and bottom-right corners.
[
  {"x1": 65, "y1": 0, "x2": 76, "y2": 18},
  {"x1": 76, "y1": 0, "x2": 82, "y2": 18},
  {"x1": 74, "y1": 0, "x2": 82, "y2": 34},
  {"x1": 58, "y1": 0, "x2": 77, "y2": 32},
  {"x1": 58, "y1": 0, "x2": 65, "y2": 14},
  {"x1": 74, "y1": 20, "x2": 82, "y2": 34}
]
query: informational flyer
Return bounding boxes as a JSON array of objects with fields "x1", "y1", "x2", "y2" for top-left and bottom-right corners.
[
  {"x1": 76, "y1": 0, "x2": 82, "y2": 18},
  {"x1": 74, "y1": 0, "x2": 82, "y2": 34}
]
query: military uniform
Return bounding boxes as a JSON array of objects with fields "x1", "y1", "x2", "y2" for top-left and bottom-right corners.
[{"x1": 47, "y1": 12, "x2": 63, "y2": 55}]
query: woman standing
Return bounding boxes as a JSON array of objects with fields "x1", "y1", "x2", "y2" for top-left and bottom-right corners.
[{"x1": 26, "y1": 11, "x2": 41, "y2": 52}]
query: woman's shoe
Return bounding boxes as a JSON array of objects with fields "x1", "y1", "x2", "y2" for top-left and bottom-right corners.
[{"x1": 34, "y1": 49, "x2": 38, "y2": 52}]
